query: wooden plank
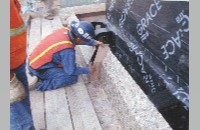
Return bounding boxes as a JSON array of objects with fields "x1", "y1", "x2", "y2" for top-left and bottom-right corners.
[
  {"x1": 42, "y1": 17, "x2": 73, "y2": 130},
  {"x1": 27, "y1": 18, "x2": 41, "y2": 55},
  {"x1": 65, "y1": 77, "x2": 102, "y2": 130},
  {"x1": 45, "y1": 89, "x2": 73, "y2": 130},
  {"x1": 29, "y1": 91, "x2": 46, "y2": 130},
  {"x1": 27, "y1": 18, "x2": 41, "y2": 88},
  {"x1": 83, "y1": 82, "x2": 123, "y2": 130},
  {"x1": 41, "y1": 19, "x2": 52, "y2": 39},
  {"x1": 50, "y1": 16, "x2": 63, "y2": 31},
  {"x1": 90, "y1": 45, "x2": 109, "y2": 81},
  {"x1": 28, "y1": 18, "x2": 46, "y2": 130},
  {"x1": 94, "y1": 45, "x2": 109, "y2": 63},
  {"x1": 75, "y1": 46, "x2": 122, "y2": 130}
]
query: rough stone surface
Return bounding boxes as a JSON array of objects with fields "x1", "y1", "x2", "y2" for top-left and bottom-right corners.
[
  {"x1": 77, "y1": 45, "x2": 172, "y2": 130},
  {"x1": 76, "y1": 47, "x2": 123, "y2": 130}
]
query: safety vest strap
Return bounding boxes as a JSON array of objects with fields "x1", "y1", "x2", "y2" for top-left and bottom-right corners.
[
  {"x1": 10, "y1": 23, "x2": 26, "y2": 37},
  {"x1": 29, "y1": 40, "x2": 73, "y2": 69}
]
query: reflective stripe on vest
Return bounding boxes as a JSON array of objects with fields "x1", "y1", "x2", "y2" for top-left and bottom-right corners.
[
  {"x1": 30, "y1": 40, "x2": 73, "y2": 66},
  {"x1": 10, "y1": 23, "x2": 26, "y2": 37}
]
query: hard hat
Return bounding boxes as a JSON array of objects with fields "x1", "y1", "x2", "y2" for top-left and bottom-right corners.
[{"x1": 70, "y1": 21, "x2": 95, "y2": 42}]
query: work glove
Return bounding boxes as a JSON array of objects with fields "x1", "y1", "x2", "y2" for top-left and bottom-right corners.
[{"x1": 10, "y1": 73, "x2": 26, "y2": 104}]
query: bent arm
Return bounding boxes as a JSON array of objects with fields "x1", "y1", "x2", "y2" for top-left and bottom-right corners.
[{"x1": 61, "y1": 49, "x2": 90, "y2": 75}]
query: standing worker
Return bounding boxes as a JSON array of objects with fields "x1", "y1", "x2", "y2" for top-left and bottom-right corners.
[
  {"x1": 10, "y1": 0, "x2": 35, "y2": 129},
  {"x1": 28, "y1": 21, "x2": 104, "y2": 91}
]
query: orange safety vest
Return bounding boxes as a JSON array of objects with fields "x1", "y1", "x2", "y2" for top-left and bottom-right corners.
[
  {"x1": 10, "y1": 0, "x2": 27, "y2": 70},
  {"x1": 29, "y1": 28, "x2": 74, "y2": 69}
]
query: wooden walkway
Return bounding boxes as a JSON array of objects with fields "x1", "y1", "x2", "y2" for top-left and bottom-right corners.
[{"x1": 27, "y1": 16, "x2": 103, "y2": 130}]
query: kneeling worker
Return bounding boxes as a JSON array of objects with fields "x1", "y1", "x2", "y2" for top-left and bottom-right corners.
[{"x1": 28, "y1": 21, "x2": 104, "y2": 91}]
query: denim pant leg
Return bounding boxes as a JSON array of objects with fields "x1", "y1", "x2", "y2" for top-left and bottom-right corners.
[
  {"x1": 10, "y1": 102, "x2": 35, "y2": 130},
  {"x1": 10, "y1": 63, "x2": 35, "y2": 130},
  {"x1": 14, "y1": 63, "x2": 31, "y2": 114},
  {"x1": 35, "y1": 68, "x2": 78, "y2": 91}
]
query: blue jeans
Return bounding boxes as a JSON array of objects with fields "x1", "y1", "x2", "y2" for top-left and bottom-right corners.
[
  {"x1": 29, "y1": 67, "x2": 78, "y2": 91},
  {"x1": 10, "y1": 63, "x2": 35, "y2": 130}
]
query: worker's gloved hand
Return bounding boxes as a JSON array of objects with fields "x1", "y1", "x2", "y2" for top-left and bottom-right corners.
[
  {"x1": 10, "y1": 73, "x2": 26, "y2": 104},
  {"x1": 94, "y1": 40, "x2": 106, "y2": 47}
]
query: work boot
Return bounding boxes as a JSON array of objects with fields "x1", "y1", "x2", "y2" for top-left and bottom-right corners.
[
  {"x1": 29, "y1": 76, "x2": 39, "y2": 91},
  {"x1": 10, "y1": 74, "x2": 26, "y2": 103}
]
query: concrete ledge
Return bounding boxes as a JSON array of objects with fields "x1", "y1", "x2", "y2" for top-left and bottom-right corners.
[
  {"x1": 77, "y1": 46, "x2": 172, "y2": 130},
  {"x1": 59, "y1": 3, "x2": 105, "y2": 15},
  {"x1": 58, "y1": 3, "x2": 105, "y2": 26}
]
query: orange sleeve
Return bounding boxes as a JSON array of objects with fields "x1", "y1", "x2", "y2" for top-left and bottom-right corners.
[
  {"x1": 10, "y1": 0, "x2": 26, "y2": 70},
  {"x1": 13, "y1": 0, "x2": 21, "y2": 12}
]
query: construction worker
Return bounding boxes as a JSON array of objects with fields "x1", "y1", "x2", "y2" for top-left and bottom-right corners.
[
  {"x1": 28, "y1": 21, "x2": 104, "y2": 91},
  {"x1": 10, "y1": 0, "x2": 35, "y2": 129}
]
